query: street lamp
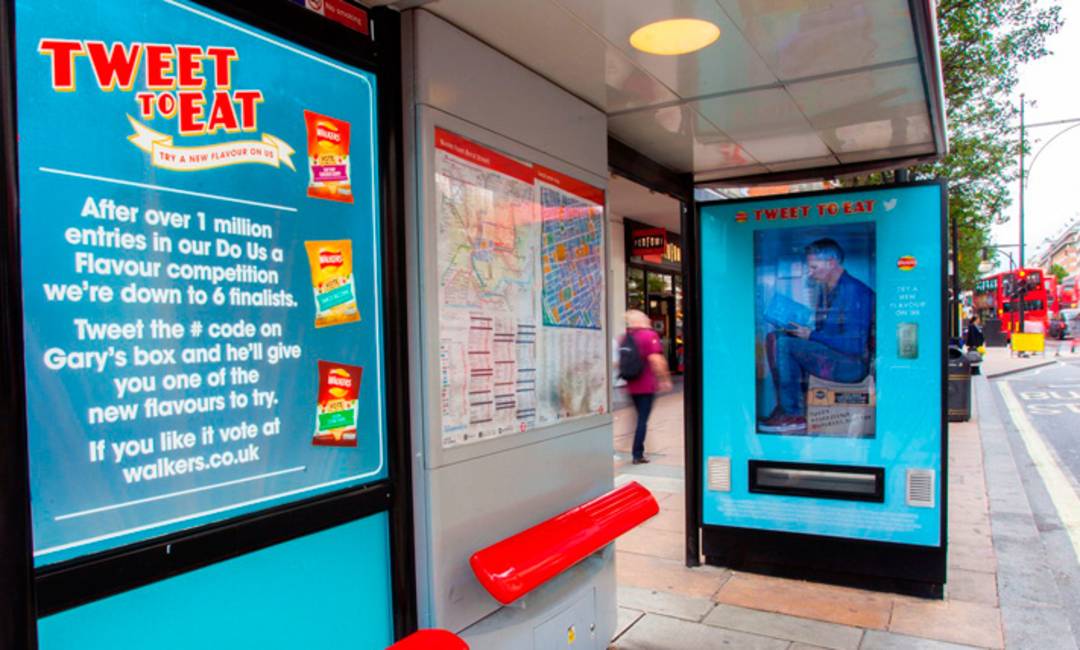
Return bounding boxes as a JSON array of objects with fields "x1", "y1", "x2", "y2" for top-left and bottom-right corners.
[
  {"x1": 980, "y1": 245, "x2": 1017, "y2": 273},
  {"x1": 1013, "y1": 97, "x2": 1080, "y2": 332}
]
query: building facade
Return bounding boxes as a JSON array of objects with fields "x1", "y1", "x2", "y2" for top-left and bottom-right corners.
[{"x1": 1032, "y1": 218, "x2": 1080, "y2": 278}]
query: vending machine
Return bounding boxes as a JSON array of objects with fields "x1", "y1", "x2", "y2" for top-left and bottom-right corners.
[{"x1": 688, "y1": 182, "x2": 948, "y2": 597}]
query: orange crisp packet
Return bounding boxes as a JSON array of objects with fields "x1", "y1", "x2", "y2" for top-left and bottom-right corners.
[
  {"x1": 304, "y1": 240, "x2": 360, "y2": 328},
  {"x1": 303, "y1": 110, "x2": 353, "y2": 203}
]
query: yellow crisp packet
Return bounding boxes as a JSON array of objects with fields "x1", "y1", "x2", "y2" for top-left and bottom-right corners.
[{"x1": 304, "y1": 240, "x2": 360, "y2": 328}]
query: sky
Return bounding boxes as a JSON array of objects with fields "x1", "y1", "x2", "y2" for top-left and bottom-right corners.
[{"x1": 989, "y1": 0, "x2": 1080, "y2": 270}]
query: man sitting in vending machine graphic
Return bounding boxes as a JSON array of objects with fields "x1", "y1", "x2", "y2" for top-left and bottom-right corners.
[{"x1": 758, "y1": 237, "x2": 875, "y2": 435}]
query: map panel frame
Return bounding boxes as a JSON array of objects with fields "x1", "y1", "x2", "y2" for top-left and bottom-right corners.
[{"x1": 432, "y1": 127, "x2": 609, "y2": 449}]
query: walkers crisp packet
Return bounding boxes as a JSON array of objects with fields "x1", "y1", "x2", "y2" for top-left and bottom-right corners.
[
  {"x1": 303, "y1": 110, "x2": 353, "y2": 203},
  {"x1": 314, "y1": 361, "x2": 362, "y2": 447},
  {"x1": 304, "y1": 240, "x2": 360, "y2": 328}
]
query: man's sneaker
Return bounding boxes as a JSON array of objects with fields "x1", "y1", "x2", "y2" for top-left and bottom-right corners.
[
  {"x1": 632, "y1": 457, "x2": 650, "y2": 465},
  {"x1": 758, "y1": 414, "x2": 807, "y2": 434}
]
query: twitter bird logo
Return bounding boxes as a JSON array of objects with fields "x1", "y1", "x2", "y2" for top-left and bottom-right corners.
[{"x1": 884, "y1": 198, "x2": 898, "y2": 212}]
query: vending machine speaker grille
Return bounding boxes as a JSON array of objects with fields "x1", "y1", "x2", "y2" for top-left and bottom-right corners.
[
  {"x1": 906, "y1": 469, "x2": 935, "y2": 508},
  {"x1": 708, "y1": 457, "x2": 731, "y2": 492}
]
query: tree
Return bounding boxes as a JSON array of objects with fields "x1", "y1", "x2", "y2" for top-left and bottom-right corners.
[
  {"x1": 1050, "y1": 263, "x2": 1068, "y2": 283},
  {"x1": 913, "y1": 0, "x2": 1063, "y2": 289}
]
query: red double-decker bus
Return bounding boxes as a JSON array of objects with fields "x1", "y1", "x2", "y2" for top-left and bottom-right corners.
[
  {"x1": 1045, "y1": 275, "x2": 1059, "y2": 319},
  {"x1": 975, "y1": 268, "x2": 1052, "y2": 335},
  {"x1": 973, "y1": 273, "x2": 1006, "y2": 332},
  {"x1": 1059, "y1": 275, "x2": 1079, "y2": 309},
  {"x1": 1001, "y1": 268, "x2": 1051, "y2": 333}
]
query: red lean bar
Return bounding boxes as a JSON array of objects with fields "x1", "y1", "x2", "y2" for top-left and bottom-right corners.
[{"x1": 470, "y1": 482, "x2": 659, "y2": 605}]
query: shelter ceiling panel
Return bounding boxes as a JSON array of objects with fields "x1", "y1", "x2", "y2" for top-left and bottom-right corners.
[
  {"x1": 787, "y1": 62, "x2": 925, "y2": 129},
  {"x1": 609, "y1": 174, "x2": 683, "y2": 233},
  {"x1": 693, "y1": 136, "x2": 764, "y2": 171},
  {"x1": 690, "y1": 88, "x2": 831, "y2": 163},
  {"x1": 602, "y1": 48, "x2": 685, "y2": 112},
  {"x1": 694, "y1": 163, "x2": 772, "y2": 182},
  {"x1": 816, "y1": 113, "x2": 932, "y2": 154},
  {"x1": 426, "y1": 0, "x2": 686, "y2": 112},
  {"x1": 836, "y1": 142, "x2": 935, "y2": 164},
  {"x1": 737, "y1": 131, "x2": 834, "y2": 163},
  {"x1": 554, "y1": 0, "x2": 778, "y2": 99},
  {"x1": 405, "y1": 0, "x2": 944, "y2": 182},
  {"x1": 787, "y1": 62, "x2": 931, "y2": 153},
  {"x1": 715, "y1": 0, "x2": 917, "y2": 81},
  {"x1": 425, "y1": 0, "x2": 611, "y2": 109},
  {"x1": 608, "y1": 104, "x2": 758, "y2": 173},
  {"x1": 765, "y1": 155, "x2": 841, "y2": 173}
]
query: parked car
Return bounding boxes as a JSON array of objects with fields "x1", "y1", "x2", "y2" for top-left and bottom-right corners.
[{"x1": 1049, "y1": 308, "x2": 1080, "y2": 340}]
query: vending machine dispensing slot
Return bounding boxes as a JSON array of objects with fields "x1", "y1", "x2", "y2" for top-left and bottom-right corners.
[{"x1": 748, "y1": 461, "x2": 884, "y2": 502}]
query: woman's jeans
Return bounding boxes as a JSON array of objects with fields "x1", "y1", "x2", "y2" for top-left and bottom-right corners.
[{"x1": 630, "y1": 392, "x2": 655, "y2": 460}]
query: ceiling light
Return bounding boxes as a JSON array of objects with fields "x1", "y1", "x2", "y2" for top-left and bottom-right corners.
[{"x1": 630, "y1": 18, "x2": 720, "y2": 56}]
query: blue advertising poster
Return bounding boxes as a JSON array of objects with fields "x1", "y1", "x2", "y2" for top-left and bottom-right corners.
[
  {"x1": 700, "y1": 184, "x2": 944, "y2": 546},
  {"x1": 15, "y1": 1, "x2": 386, "y2": 565}
]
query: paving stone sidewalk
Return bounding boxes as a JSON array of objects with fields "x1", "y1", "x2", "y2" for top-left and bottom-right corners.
[
  {"x1": 981, "y1": 342, "x2": 1071, "y2": 377},
  {"x1": 609, "y1": 384, "x2": 1004, "y2": 650}
]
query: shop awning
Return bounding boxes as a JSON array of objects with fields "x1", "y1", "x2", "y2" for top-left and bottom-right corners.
[{"x1": 372, "y1": 0, "x2": 946, "y2": 186}]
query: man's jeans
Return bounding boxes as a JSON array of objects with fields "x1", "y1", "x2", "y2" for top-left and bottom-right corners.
[
  {"x1": 630, "y1": 392, "x2": 655, "y2": 460},
  {"x1": 771, "y1": 334, "x2": 868, "y2": 415}
]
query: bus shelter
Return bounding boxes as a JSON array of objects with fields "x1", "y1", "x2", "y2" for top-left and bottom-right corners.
[{"x1": 1, "y1": 1, "x2": 947, "y2": 647}]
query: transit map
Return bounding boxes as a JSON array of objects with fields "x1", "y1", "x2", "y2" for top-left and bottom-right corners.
[
  {"x1": 434, "y1": 129, "x2": 607, "y2": 448},
  {"x1": 539, "y1": 186, "x2": 604, "y2": 330}
]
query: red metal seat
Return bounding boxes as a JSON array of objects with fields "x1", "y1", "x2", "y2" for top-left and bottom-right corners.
[
  {"x1": 469, "y1": 481, "x2": 659, "y2": 605},
  {"x1": 387, "y1": 629, "x2": 468, "y2": 650}
]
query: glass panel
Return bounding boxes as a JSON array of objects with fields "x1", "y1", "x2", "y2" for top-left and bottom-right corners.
[
  {"x1": 628, "y1": 268, "x2": 645, "y2": 310},
  {"x1": 16, "y1": 0, "x2": 389, "y2": 565},
  {"x1": 647, "y1": 296, "x2": 672, "y2": 364},
  {"x1": 647, "y1": 271, "x2": 673, "y2": 296}
]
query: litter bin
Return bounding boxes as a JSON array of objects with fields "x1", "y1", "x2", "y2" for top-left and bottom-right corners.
[
  {"x1": 968, "y1": 350, "x2": 982, "y2": 375},
  {"x1": 948, "y1": 345, "x2": 971, "y2": 422}
]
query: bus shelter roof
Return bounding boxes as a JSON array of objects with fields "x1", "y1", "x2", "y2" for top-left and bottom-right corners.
[{"x1": 374, "y1": 0, "x2": 947, "y2": 187}]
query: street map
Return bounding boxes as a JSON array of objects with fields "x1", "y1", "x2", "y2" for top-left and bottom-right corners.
[{"x1": 434, "y1": 129, "x2": 606, "y2": 447}]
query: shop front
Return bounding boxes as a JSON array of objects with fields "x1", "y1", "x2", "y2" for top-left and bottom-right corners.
[{"x1": 625, "y1": 220, "x2": 684, "y2": 373}]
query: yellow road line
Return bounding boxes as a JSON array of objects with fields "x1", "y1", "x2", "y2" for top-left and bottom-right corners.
[{"x1": 998, "y1": 381, "x2": 1080, "y2": 566}]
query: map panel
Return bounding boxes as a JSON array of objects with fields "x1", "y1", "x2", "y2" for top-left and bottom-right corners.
[
  {"x1": 435, "y1": 129, "x2": 538, "y2": 448},
  {"x1": 434, "y1": 130, "x2": 607, "y2": 448},
  {"x1": 538, "y1": 327, "x2": 607, "y2": 424},
  {"x1": 539, "y1": 186, "x2": 605, "y2": 330}
]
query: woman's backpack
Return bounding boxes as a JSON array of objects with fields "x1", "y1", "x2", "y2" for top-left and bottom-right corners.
[{"x1": 617, "y1": 330, "x2": 646, "y2": 380}]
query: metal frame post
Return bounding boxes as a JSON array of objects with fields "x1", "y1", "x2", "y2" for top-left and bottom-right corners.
[{"x1": 1019, "y1": 94, "x2": 1026, "y2": 332}]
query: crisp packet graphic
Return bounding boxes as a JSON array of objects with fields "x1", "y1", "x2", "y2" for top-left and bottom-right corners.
[
  {"x1": 314, "y1": 360, "x2": 362, "y2": 447},
  {"x1": 304, "y1": 110, "x2": 353, "y2": 203},
  {"x1": 305, "y1": 240, "x2": 360, "y2": 328}
]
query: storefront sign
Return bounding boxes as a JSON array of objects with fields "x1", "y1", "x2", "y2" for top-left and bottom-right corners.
[
  {"x1": 631, "y1": 227, "x2": 666, "y2": 258},
  {"x1": 16, "y1": 0, "x2": 385, "y2": 565}
]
